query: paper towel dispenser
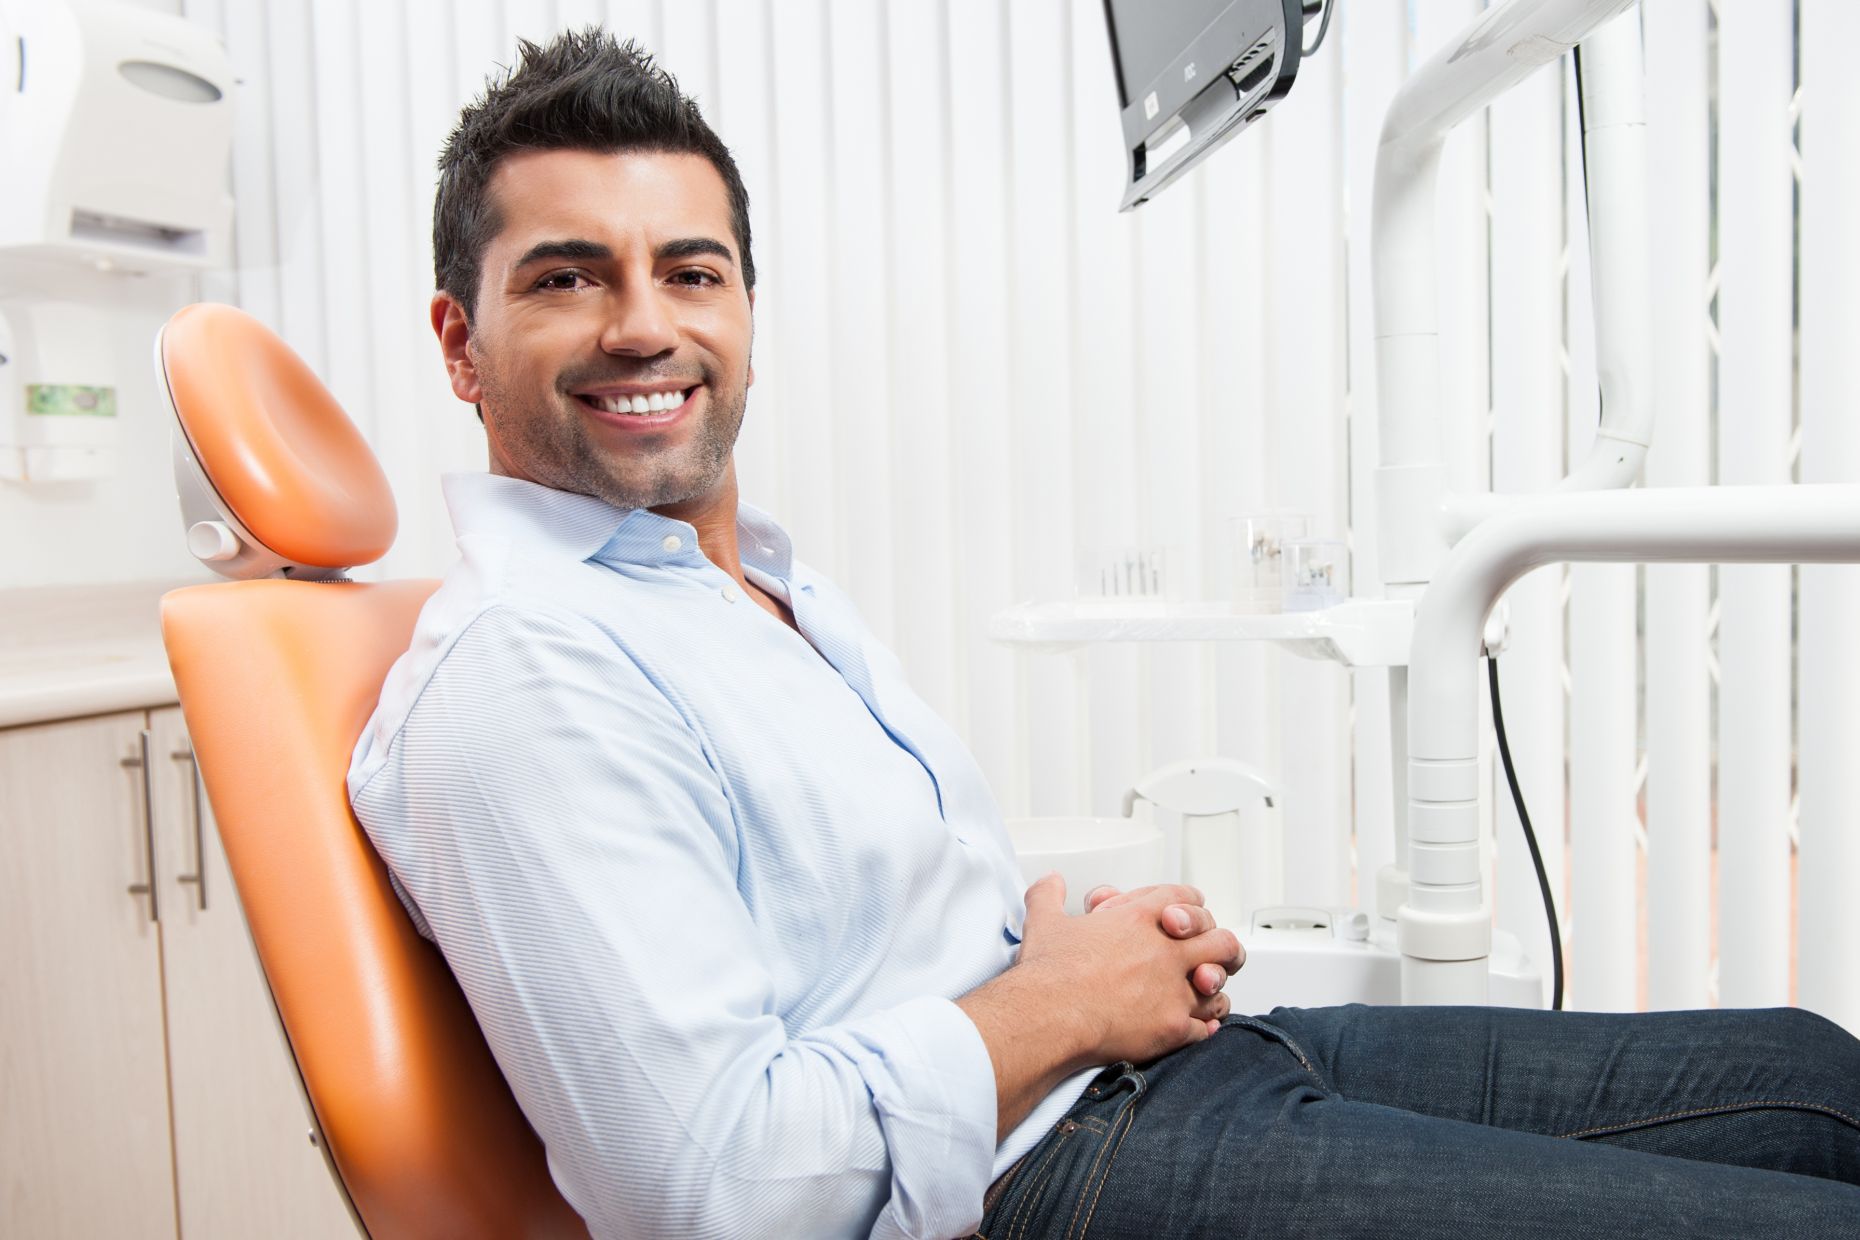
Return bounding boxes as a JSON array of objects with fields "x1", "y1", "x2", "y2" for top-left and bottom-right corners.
[{"x1": 0, "y1": 0, "x2": 233, "y2": 273}]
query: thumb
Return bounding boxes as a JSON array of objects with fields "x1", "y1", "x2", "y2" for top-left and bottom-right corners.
[{"x1": 1023, "y1": 872, "x2": 1068, "y2": 928}]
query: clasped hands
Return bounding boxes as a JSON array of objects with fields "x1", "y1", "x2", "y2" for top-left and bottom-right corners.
[
  {"x1": 1085, "y1": 882, "x2": 1247, "y2": 1020},
  {"x1": 1017, "y1": 873, "x2": 1247, "y2": 1065}
]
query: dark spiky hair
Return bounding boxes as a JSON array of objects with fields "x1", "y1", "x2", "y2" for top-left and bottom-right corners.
[{"x1": 432, "y1": 28, "x2": 755, "y2": 318}]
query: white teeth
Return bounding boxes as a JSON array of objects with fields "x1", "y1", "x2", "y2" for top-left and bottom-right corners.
[{"x1": 587, "y1": 389, "x2": 688, "y2": 415}]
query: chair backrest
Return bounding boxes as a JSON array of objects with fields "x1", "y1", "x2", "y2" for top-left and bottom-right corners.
[{"x1": 156, "y1": 301, "x2": 588, "y2": 1239}]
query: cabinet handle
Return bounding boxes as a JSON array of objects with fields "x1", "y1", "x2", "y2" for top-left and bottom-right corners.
[
  {"x1": 171, "y1": 747, "x2": 207, "y2": 912},
  {"x1": 120, "y1": 729, "x2": 159, "y2": 923}
]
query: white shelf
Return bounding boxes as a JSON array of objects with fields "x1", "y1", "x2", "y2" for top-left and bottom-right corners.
[{"x1": 988, "y1": 597, "x2": 1412, "y2": 667}]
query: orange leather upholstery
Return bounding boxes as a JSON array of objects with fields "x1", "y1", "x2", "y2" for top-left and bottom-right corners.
[
  {"x1": 161, "y1": 303, "x2": 398, "y2": 570},
  {"x1": 161, "y1": 580, "x2": 590, "y2": 1239}
]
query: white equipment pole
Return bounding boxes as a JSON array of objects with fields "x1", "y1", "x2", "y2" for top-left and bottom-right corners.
[
  {"x1": 1404, "y1": 485, "x2": 1860, "y2": 1004},
  {"x1": 1369, "y1": 0, "x2": 1639, "y2": 950}
]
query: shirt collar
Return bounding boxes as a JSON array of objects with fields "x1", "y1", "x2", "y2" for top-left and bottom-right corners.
[{"x1": 442, "y1": 471, "x2": 795, "y2": 578}]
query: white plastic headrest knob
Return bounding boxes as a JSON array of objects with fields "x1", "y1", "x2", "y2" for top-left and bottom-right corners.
[{"x1": 187, "y1": 519, "x2": 242, "y2": 563}]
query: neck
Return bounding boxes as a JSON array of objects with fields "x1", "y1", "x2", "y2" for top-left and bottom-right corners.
[{"x1": 653, "y1": 465, "x2": 744, "y2": 583}]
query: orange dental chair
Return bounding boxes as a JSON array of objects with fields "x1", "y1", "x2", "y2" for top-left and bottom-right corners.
[{"x1": 155, "y1": 303, "x2": 590, "y2": 1239}]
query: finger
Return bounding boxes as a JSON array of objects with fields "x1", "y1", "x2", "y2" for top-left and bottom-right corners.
[
  {"x1": 1023, "y1": 872, "x2": 1068, "y2": 928},
  {"x1": 1131, "y1": 884, "x2": 1206, "y2": 911},
  {"x1": 1178, "y1": 927, "x2": 1244, "y2": 973},
  {"x1": 1084, "y1": 885, "x2": 1121, "y2": 912},
  {"x1": 1192, "y1": 961, "x2": 1227, "y2": 996},
  {"x1": 1191, "y1": 988, "x2": 1232, "y2": 1024},
  {"x1": 1161, "y1": 903, "x2": 1216, "y2": 938}
]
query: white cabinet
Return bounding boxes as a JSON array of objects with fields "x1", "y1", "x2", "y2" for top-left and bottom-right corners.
[
  {"x1": 1, "y1": 711, "x2": 179, "y2": 1239},
  {"x1": 1, "y1": 705, "x2": 357, "y2": 1238}
]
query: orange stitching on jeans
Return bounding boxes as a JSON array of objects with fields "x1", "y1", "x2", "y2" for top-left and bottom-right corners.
[
  {"x1": 1061, "y1": 1092, "x2": 1136, "y2": 1239},
  {"x1": 1558, "y1": 1098, "x2": 1860, "y2": 1140},
  {"x1": 1075, "y1": 1100, "x2": 1140, "y2": 1239},
  {"x1": 1007, "y1": 1121, "x2": 1077, "y2": 1239}
]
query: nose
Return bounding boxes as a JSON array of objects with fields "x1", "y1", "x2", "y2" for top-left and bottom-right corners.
[{"x1": 597, "y1": 284, "x2": 679, "y2": 358}]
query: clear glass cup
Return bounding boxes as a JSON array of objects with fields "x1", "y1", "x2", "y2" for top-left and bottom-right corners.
[
  {"x1": 1282, "y1": 538, "x2": 1348, "y2": 611},
  {"x1": 1231, "y1": 513, "x2": 1310, "y2": 612}
]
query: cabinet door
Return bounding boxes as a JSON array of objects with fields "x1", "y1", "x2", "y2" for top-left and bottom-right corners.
[
  {"x1": 148, "y1": 707, "x2": 359, "y2": 1239},
  {"x1": 0, "y1": 712, "x2": 179, "y2": 1239}
]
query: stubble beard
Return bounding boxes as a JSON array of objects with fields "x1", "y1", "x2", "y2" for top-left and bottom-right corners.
[{"x1": 477, "y1": 354, "x2": 746, "y2": 511}]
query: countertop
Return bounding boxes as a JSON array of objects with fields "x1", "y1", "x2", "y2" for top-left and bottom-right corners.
[{"x1": 0, "y1": 578, "x2": 213, "y2": 729}]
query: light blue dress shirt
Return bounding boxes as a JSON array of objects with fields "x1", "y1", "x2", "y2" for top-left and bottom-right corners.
[{"x1": 348, "y1": 473, "x2": 1094, "y2": 1239}]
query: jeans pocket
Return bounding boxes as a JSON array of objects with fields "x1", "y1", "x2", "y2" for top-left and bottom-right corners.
[
  {"x1": 983, "y1": 1065, "x2": 1146, "y2": 1240},
  {"x1": 1223, "y1": 1013, "x2": 1332, "y2": 1093}
]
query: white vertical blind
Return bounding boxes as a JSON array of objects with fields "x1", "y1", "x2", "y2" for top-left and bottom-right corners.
[
  {"x1": 1264, "y1": 35, "x2": 1349, "y2": 907},
  {"x1": 1003, "y1": 0, "x2": 1084, "y2": 816},
  {"x1": 1642, "y1": 0, "x2": 1714, "y2": 1013},
  {"x1": 176, "y1": 0, "x2": 1857, "y2": 1028},
  {"x1": 1339, "y1": 2, "x2": 1408, "y2": 909},
  {"x1": 1796, "y1": 0, "x2": 1860, "y2": 1033},
  {"x1": 946, "y1": 0, "x2": 1024, "y2": 809},
  {"x1": 1067, "y1": 0, "x2": 1146, "y2": 818},
  {"x1": 1714, "y1": 0, "x2": 1795, "y2": 1009}
]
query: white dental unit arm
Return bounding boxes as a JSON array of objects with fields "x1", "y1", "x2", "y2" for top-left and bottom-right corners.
[{"x1": 1375, "y1": 0, "x2": 1860, "y2": 1003}]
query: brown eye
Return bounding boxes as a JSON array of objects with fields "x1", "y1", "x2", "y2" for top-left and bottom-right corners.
[{"x1": 535, "y1": 270, "x2": 592, "y2": 291}]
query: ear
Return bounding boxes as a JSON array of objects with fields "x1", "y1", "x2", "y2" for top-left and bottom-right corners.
[
  {"x1": 745, "y1": 288, "x2": 756, "y2": 389},
  {"x1": 431, "y1": 292, "x2": 483, "y2": 404}
]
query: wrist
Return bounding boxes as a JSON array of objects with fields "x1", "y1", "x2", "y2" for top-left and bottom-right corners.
[{"x1": 1008, "y1": 957, "x2": 1103, "y2": 1073}]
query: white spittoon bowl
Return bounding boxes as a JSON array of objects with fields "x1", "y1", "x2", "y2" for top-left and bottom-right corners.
[{"x1": 1004, "y1": 817, "x2": 1168, "y2": 915}]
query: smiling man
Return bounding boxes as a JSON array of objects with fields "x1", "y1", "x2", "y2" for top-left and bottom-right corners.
[{"x1": 347, "y1": 29, "x2": 1860, "y2": 1240}]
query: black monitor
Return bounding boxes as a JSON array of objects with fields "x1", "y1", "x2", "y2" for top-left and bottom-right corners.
[{"x1": 1103, "y1": 0, "x2": 1306, "y2": 210}]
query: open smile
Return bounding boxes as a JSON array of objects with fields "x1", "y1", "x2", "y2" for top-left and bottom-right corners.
[{"x1": 571, "y1": 383, "x2": 699, "y2": 431}]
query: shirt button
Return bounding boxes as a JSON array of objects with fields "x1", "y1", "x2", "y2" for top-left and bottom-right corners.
[
  {"x1": 662, "y1": 535, "x2": 683, "y2": 553},
  {"x1": 722, "y1": 584, "x2": 740, "y2": 603}
]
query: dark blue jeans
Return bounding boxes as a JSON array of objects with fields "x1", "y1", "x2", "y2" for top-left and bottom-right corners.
[{"x1": 975, "y1": 1004, "x2": 1860, "y2": 1238}]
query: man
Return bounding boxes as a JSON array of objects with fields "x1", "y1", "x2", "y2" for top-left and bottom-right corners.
[{"x1": 349, "y1": 29, "x2": 1860, "y2": 1239}]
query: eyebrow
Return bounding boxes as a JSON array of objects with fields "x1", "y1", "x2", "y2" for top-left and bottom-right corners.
[
  {"x1": 655, "y1": 236, "x2": 736, "y2": 267},
  {"x1": 510, "y1": 236, "x2": 737, "y2": 271},
  {"x1": 512, "y1": 238, "x2": 612, "y2": 269}
]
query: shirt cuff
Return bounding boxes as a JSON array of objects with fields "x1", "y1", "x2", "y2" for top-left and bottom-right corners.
[{"x1": 811, "y1": 994, "x2": 997, "y2": 1240}]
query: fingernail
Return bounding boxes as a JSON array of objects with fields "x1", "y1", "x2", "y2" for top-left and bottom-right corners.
[{"x1": 1168, "y1": 907, "x2": 1191, "y2": 933}]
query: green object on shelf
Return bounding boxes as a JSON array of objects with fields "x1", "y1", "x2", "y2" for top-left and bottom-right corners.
[{"x1": 25, "y1": 384, "x2": 117, "y2": 418}]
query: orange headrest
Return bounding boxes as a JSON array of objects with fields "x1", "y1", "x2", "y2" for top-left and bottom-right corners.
[{"x1": 160, "y1": 302, "x2": 397, "y2": 569}]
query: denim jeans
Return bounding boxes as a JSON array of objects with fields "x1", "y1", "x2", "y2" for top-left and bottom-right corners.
[{"x1": 974, "y1": 1004, "x2": 1860, "y2": 1238}]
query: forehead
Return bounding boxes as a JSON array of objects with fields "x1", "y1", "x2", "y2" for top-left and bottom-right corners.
[{"x1": 483, "y1": 148, "x2": 737, "y2": 258}]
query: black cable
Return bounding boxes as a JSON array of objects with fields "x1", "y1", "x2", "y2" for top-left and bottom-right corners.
[
  {"x1": 1487, "y1": 654, "x2": 1565, "y2": 1011},
  {"x1": 1301, "y1": 0, "x2": 1335, "y2": 58},
  {"x1": 1571, "y1": 46, "x2": 1605, "y2": 430}
]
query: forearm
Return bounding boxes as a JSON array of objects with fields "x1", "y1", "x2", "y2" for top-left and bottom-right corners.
[{"x1": 957, "y1": 962, "x2": 1100, "y2": 1142}]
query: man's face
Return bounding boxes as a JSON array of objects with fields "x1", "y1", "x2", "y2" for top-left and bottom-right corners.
[{"x1": 437, "y1": 148, "x2": 753, "y2": 511}]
